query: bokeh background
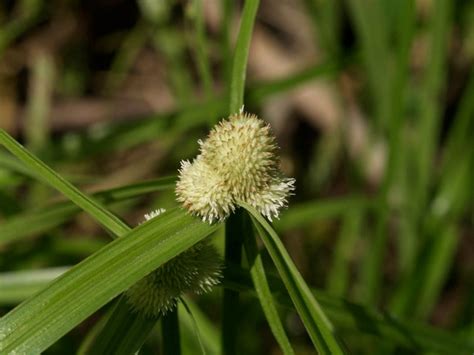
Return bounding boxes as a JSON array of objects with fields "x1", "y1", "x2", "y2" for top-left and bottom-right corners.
[{"x1": 0, "y1": 0, "x2": 473, "y2": 354}]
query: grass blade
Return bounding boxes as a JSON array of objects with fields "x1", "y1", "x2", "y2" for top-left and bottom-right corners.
[
  {"x1": 0, "y1": 150, "x2": 40, "y2": 179},
  {"x1": 190, "y1": 0, "x2": 213, "y2": 99},
  {"x1": 326, "y1": 210, "x2": 363, "y2": 296},
  {"x1": 5, "y1": 265, "x2": 473, "y2": 354},
  {"x1": 241, "y1": 202, "x2": 346, "y2": 354},
  {"x1": 77, "y1": 309, "x2": 110, "y2": 355},
  {"x1": 0, "y1": 133, "x2": 178, "y2": 354},
  {"x1": 0, "y1": 269, "x2": 220, "y2": 355},
  {"x1": 223, "y1": 265, "x2": 474, "y2": 354},
  {"x1": 346, "y1": 0, "x2": 391, "y2": 128},
  {"x1": 228, "y1": 0, "x2": 260, "y2": 113},
  {"x1": 390, "y1": 152, "x2": 472, "y2": 318},
  {"x1": 355, "y1": 0, "x2": 415, "y2": 305},
  {"x1": 414, "y1": 0, "x2": 453, "y2": 211},
  {"x1": 0, "y1": 208, "x2": 218, "y2": 353},
  {"x1": 24, "y1": 52, "x2": 53, "y2": 152},
  {"x1": 414, "y1": 225, "x2": 460, "y2": 319},
  {"x1": 0, "y1": 176, "x2": 175, "y2": 246},
  {"x1": 242, "y1": 212, "x2": 294, "y2": 354},
  {"x1": 0, "y1": 129, "x2": 129, "y2": 237},
  {"x1": 275, "y1": 195, "x2": 370, "y2": 231},
  {"x1": 0, "y1": 267, "x2": 68, "y2": 305},
  {"x1": 180, "y1": 298, "x2": 207, "y2": 355},
  {"x1": 84, "y1": 296, "x2": 157, "y2": 355},
  {"x1": 179, "y1": 298, "x2": 220, "y2": 355},
  {"x1": 247, "y1": 60, "x2": 343, "y2": 104},
  {"x1": 441, "y1": 68, "x2": 474, "y2": 173}
]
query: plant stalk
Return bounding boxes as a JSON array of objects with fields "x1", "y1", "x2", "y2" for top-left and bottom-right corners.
[
  {"x1": 162, "y1": 307, "x2": 181, "y2": 355},
  {"x1": 222, "y1": 209, "x2": 244, "y2": 355}
]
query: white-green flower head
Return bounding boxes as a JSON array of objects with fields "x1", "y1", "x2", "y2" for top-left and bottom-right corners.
[
  {"x1": 176, "y1": 111, "x2": 295, "y2": 223},
  {"x1": 125, "y1": 209, "x2": 222, "y2": 318}
]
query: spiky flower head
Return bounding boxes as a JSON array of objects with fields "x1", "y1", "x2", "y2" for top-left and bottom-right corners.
[
  {"x1": 125, "y1": 209, "x2": 222, "y2": 318},
  {"x1": 176, "y1": 111, "x2": 295, "y2": 223}
]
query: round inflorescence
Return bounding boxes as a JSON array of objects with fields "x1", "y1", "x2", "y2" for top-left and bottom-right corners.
[
  {"x1": 176, "y1": 111, "x2": 295, "y2": 223},
  {"x1": 125, "y1": 209, "x2": 222, "y2": 318}
]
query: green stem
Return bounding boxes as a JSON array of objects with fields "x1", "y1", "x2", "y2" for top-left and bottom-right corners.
[
  {"x1": 228, "y1": 0, "x2": 260, "y2": 113},
  {"x1": 222, "y1": 0, "x2": 260, "y2": 352},
  {"x1": 162, "y1": 307, "x2": 181, "y2": 355},
  {"x1": 222, "y1": 210, "x2": 244, "y2": 355}
]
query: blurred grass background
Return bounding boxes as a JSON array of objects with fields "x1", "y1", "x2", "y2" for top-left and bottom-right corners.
[{"x1": 0, "y1": 0, "x2": 473, "y2": 353}]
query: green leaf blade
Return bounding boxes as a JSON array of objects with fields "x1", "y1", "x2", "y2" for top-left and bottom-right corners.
[
  {"x1": 242, "y1": 212, "x2": 294, "y2": 355},
  {"x1": 0, "y1": 129, "x2": 130, "y2": 237},
  {"x1": 0, "y1": 209, "x2": 218, "y2": 354},
  {"x1": 0, "y1": 176, "x2": 176, "y2": 247},
  {"x1": 228, "y1": 0, "x2": 260, "y2": 113},
  {"x1": 241, "y1": 202, "x2": 346, "y2": 355},
  {"x1": 84, "y1": 296, "x2": 158, "y2": 355}
]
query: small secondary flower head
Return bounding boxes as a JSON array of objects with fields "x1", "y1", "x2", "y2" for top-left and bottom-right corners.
[
  {"x1": 125, "y1": 209, "x2": 222, "y2": 317},
  {"x1": 176, "y1": 111, "x2": 295, "y2": 223}
]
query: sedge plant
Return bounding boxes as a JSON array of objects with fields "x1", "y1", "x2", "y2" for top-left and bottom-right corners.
[{"x1": 1, "y1": 1, "x2": 473, "y2": 354}]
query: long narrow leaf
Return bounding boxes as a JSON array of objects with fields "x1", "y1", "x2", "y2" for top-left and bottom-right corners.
[
  {"x1": 0, "y1": 129, "x2": 129, "y2": 236},
  {"x1": 275, "y1": 196, "x2": 370, "y2": 231},
  {"x1": 0, "y1": 130, "x2": 183, "y2": 355},
  {"x1": 222, "y1": 266, "x2": 474, "y2": 354},
  {"x1": 241, "y1": 202, "x2": 346, "y2": 354},
  {"x1": 0, "y1": 267, "x2": 68, "y2": 304},
  {"x1": 242, "y1": 212, "x2": 294, "y2": 354},
  {"x1": 0, "y1": 208, "x2": 219, "y2": 354},
  {"x1": 4, "y1": 266, "x2": 473, "y2": 354},
  {"x1": 326, "y1": 210, "x2": 363, "y2": 296},
  {"x1": 179, "y1": 298, "x2": 220, "y2": 355},
  {"x1": 228, "y1": 0, "x2": 260, "y2": 113},
  {"x1": 247, "y1": 61, "x2": 342, "y2": 104},
  {"x1": 0, "y1": 176, "x2": 176, "y2": 246},
  {"x1": 83, "y1": 296, "x2": 158, "y2": 355}
]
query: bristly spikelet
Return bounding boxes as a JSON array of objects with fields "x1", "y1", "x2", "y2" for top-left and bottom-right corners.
[
  {"x1": 125, "y1": 210, "x2": 222, "y2": 318},
  {"x1": 176, "y1": 158, "x2": 235, "y2": 223},
  {"x1": 176, "y1": 111, "x2": 295, "y2": 223},
  {"x1": 125, "y1": 241, "x2": 222, "y2": 317}
]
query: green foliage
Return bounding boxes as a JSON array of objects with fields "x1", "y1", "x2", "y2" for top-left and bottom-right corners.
[{"x1": 0, "y1": 0, "x2": 473, "y2": 354}]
